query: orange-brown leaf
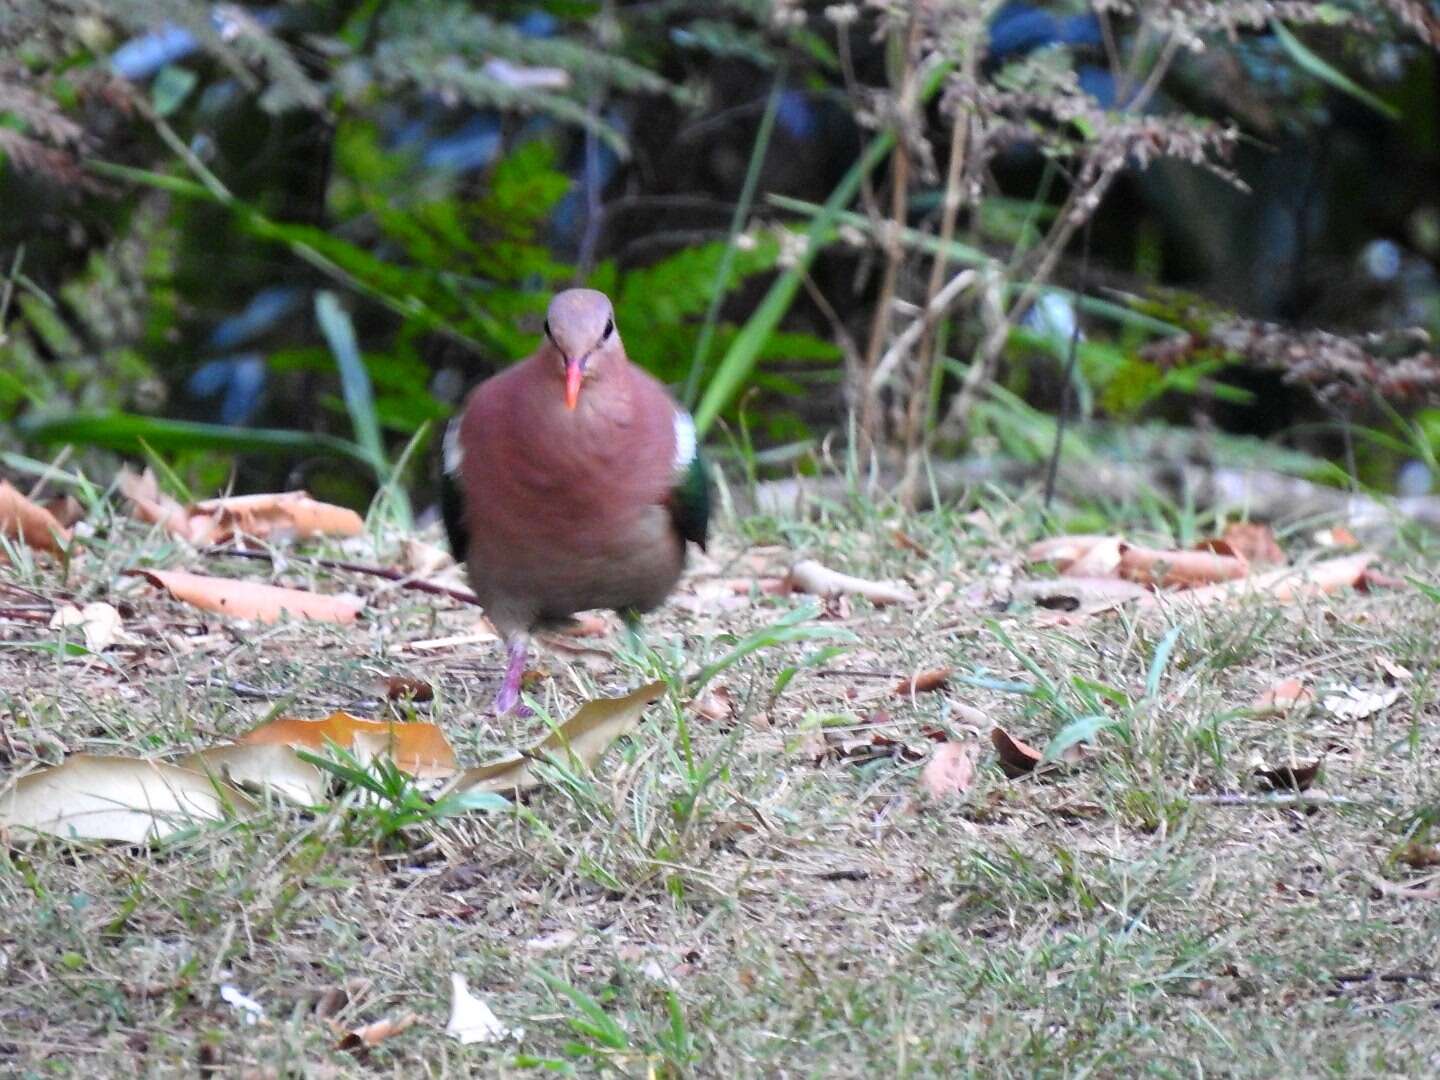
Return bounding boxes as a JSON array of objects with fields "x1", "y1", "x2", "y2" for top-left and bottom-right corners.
[
  {"x1": 386, "y1": 675, "x2": 434, "y2": 702},
  {"x1": 991, "y1": 726, "x2": 1043, "y2": 778},
  {"x1": 920, "y1": 741, "x2": 977, "y2": 799},
  {"x1": 1025, "y1": 534, "x2": 1121, "y2": 569},
  {"x1": 338, "y1": 1013, "x2": 417, "y2": 1051},
  {"x1": 118, "y1": 467, "x2": 204, "y2": 542},
  {"x1": 1140, "y1": 552, "x2": 1375, "y2": 609},
  {"x1": 1119, "y1": 543, "x2": 1249, "y2": 588},
  {"x1": 0, "y1": 479, "x2": 71, "y2": 553},
  {"x1": 1219, "y1": 522, "x2": 1286, "y2": 566},
  {"x1": 191, "y1": 490, "x2": 364, "y2": 542},
  {"x1": 134, "y1": 568, "x2": 363, "y2": 624},
  {"x1": 1251, "y1": 677, "x2": 1314, "y2": 715},
  {"x1": 894, "y1": 667, "x2": 952, "y2": 696},
  {"x1": 239, "y1": 711, "x2": 456, "y2": 779}
]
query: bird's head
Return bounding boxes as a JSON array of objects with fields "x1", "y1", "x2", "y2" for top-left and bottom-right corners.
[{"x1": 541, "y1": 289, "x2": 621, "y2": 410}]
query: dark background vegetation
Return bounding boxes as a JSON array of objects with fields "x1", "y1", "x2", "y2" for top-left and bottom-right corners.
[{"x1": 2, "y1": 1, "x2": 1438, "y2": 515}]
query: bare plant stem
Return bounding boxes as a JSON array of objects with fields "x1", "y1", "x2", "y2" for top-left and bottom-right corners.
[
  {"x1": 900, "y1": 76, "x2": 973, "y2": 508},
  {"x1": 941, "y1": 31, "x2": 1180, "y2": 440},
  {"x1": 858, "y1": 13, "x2": 920, "y2": 447}
]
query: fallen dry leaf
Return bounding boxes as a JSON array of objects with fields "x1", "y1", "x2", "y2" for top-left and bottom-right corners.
[
  {"x1": 42, "y1": 495, "x2": 84, "y2": 529},
  {"x1": 558, "y1": 611, "x2": 611, "y2": 637},
  {"x1": 338, "y1": 1013, "x2": 417, "y2": 1052},
  {"x1": 133, "y1": 568, "x2": 364, "y2": 624},
  {"x1": 119, "y1": 470, "x2": 365, "y2": 544},
  {"x1": 184, "y1": 743, "x2": 328, "y2": 806},
  {"x1": 1377, "y1": 657, "x2": 1413, "y2": 683},
  {"x1": 239, "y1": 711, "x2": 456, "y2": 779},
  {"x1": 1066, "y1": 536, "x2": 1124, "y2": 578},
  {"x1": 1255, "y1": 759, "x2": 1321, "y2": 792},
  {"x1": 1119, "y1": 543, "x2": 1249, "y2": 588},
  {"x1": 191, "y1": 490, "x2": 364, "y2": 543},
  {"x1": 920, "y1": 741, "x2": 977, "y2": 799},
  {"x1": 1322, "y1": 684, "x2": 1402, "y2": 722},
  {"x1": 1219, "y1": 521, "x2": 1286, "y2": 566},
  {"x1": 0, "y1": 479, "x2": 71, "y2": 553},
  {"x1": 386, "y1": 675, "x2": 434, "y2": 702},
  {"x1": 894, "y1": 668, "x2": 952, "y2": 696},
  {"x1": 1398, "y1": 843, "x2": 1440, "y2": 869},
  {"x1": 1012, "y1": 576, "x2": 1148, "y2": 611},
  {"x1": 1358, "y1": 567, "x2": 1406, "y2": 591},
  {"x1": 118, "y1": 467, "x2": 206, "y2": 542},
  {"x1": 450, "y1": 681, "x2": 665, "y2": 796},
  {"x1": 891, "y1": 529, "x2": 930, "y2": 557},
  {"x1": 400, "y1": 537, "x2": 455, "y2": 576},
  {"x1": 786, "y1": 559, "x2": 915, "y2": 606},
  {"x1": 49, "y1": 601, "x2": 123, "y2": 653},
  {"x1": 1314, "y1": 526, "x2": 1359, "y2": 549},
  {"x1": 0, "y1": 755, "x2": 246, "y2": 843},
  {"x1": 445, "y1": 974, "x2": 522, "y2": 1044},
  {"x1": 524, "y1": 928, "x2": 579, "y2": 954},
  {"x1": 1138, "y1": 552, "x2": 1375, "y2": 609},
  {"x1": 691, "y1": 687, "x2": 734, "y2": 723},
  {"x1": 991, "y1": 727, "x2": 1043, "y2": 778},
  {"x1": 1024, "y1": 534, "x2": 1121, "y2": 569},
  {"x1": 1251, "y1": 677, "x2": 1315, "y2": 716}
]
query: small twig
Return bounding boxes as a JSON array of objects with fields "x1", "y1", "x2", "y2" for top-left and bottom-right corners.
[
  {"x1": 1043, "y1": 212, "x2": 1095, "y2": 512},
  {"x1": 867, "y1": 269, "x2": 976, "y2": 395},
  {"x1": 1333, "y1": 970, "x2": 1432, "y2": 985},
  {"x1": 1187, "y1": 792, "x2": 1377, "y2": 808},
  {"x1": 203, "y1": 546, "x2": 482, "y2": 607},
  {"x1": 1357, "y1": 869, "x2": 1440, "y2": 901},
  {"x1": 25, "y1": 446, "x2": 71, "y2": 503}
]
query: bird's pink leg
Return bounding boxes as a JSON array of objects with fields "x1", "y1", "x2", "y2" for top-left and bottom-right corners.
[{"x1": 493, "y1": 635, "x2": 532, "y2": 716}]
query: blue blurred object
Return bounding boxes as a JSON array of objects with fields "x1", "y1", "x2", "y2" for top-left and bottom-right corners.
[
  {"x1": 207, "y1": 287, "x2": 305, "y2": 352},
  {"x1": 776, "y1": 89, "x2": 818, "y2": 140},
  {"x1": 989, "y1": 3, "x2": 1103, "y2": 59},
  {"x1": 188, "y1": 353, "x2": 268, "y2": 425},
  {"x1": 110, "y1": 8, "x2": 283, "y2": 81},
  {"x1": 549, "y1": 109, "x2": 627, "y2": 248},
  {"x1": 1024, "y1": 291, "x2": 1081, "y2": 344},
  {"x1": 423, "y1": 115, "x2": 504, "y2": 172}
]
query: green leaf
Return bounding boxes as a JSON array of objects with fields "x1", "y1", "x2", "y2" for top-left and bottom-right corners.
[
  {"x1": 151, "y1": 65, "x2": 199, "y2": 117},
  {"x1": 1042, "y1": 715, "x2": 1116, "y2": 764},
  {"x1": 19, "y1": 412, "x2": 371, "y2": 463},
  {"x1": 1271, "y1": 19, "x2": 1400, "y2": 121},
  {"x1": 1145, "y1": 626, "x2": 1182, "y2": 699},
  {"x1": 315, "y1": 291, "x2": 387, "y2": 480}
]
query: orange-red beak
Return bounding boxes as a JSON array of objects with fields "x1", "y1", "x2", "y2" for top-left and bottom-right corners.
[{"x1": 564, "y1": 359, "x2": 584, "y2": 410}]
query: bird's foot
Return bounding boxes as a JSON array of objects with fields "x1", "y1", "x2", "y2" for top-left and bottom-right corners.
[{"x1": 491, "y1": 683, "x2": 533, "y2": 718}]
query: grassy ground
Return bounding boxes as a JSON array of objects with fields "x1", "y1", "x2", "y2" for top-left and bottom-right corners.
[{"x1": 2, "y1": 483, "x2": 1439, "y2": 1077}]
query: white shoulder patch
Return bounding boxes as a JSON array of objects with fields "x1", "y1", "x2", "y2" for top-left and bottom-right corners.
[
  {"x1": 443, "y1": 418, "x2": 465, "y2": 476},
  {"x1": 673, "y1": 410, "x2": 697, "y2": 472}
]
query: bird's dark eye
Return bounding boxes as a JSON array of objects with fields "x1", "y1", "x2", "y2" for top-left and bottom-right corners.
[{"x1": 601, "y1": 317, "x2": 614, "y2": 341}]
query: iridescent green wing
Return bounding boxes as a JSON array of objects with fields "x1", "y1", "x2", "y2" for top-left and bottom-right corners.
[{"x1": 668, "y1": 410, "x2": 709, "y2": 550}]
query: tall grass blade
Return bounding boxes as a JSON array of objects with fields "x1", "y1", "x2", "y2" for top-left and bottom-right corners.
[
  {"x1": 315, "y1": 290, "x2": 387, "y2": 482},
  {"x1": 682, "y1": 67, "x2": 786, "y2": 408},
  {"x1": 693, "y1": 58, "x2": 954, "y2": 433},
  {"x1": 1271, "y1": 19, "x2": 1400, "y2": 121},
  {"x1": 20, "y1": 413, "x2": 370, "y2": 463}
]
